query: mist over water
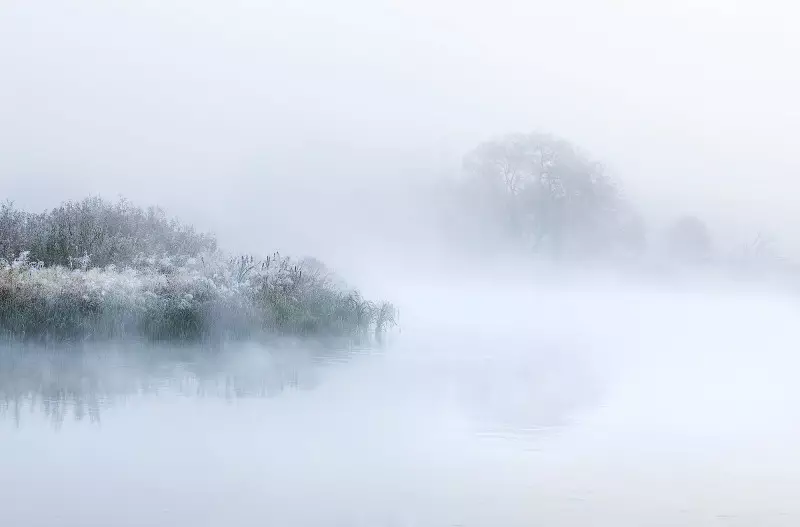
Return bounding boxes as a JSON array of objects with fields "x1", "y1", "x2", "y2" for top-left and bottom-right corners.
[
  {"x1": 3, "y1": 274, "x2": 800, "y2": 526},
  {"x1": 4, "y1": 0, "x2": 800, "y2": 525}
]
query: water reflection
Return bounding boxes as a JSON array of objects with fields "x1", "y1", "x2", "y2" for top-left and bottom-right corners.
[
  {"x1": 2, "y1": 305, "x2": 800, "y2": 525},
  {"x1": 0, "y1": 331, "x2": 599, "y2": 438},
  {"x1": 4, "y1": 284, "x2": 800, "y2": 525},
  {"x1": 0, "y1": 341, "x2": 366, "y2": 428}
]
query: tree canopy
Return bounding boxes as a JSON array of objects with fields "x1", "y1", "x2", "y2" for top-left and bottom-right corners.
[{"x1": 462, "y1": 132, "x2": 641, "y2": 258}]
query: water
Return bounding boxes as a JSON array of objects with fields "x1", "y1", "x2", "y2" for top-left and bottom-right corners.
[{"x1": 2, "y1": 280, "x2": 800, "y2": 526}]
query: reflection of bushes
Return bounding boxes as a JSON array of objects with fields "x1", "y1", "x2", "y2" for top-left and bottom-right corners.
[
  {"x1": 0, "y1": 343, "x2": 338, "y2": 427},
  {"x1": 0, "y1": 198, "x2": 395, "y2": 342}
]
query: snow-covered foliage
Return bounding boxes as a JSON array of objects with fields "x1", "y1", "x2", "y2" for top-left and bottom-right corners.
[
  {"x1": 0, "y1": 198, "x2": 395, "y2": 343},
  {"x1": 0, "y1": 250, "x2": 395, "y2": 342},
  {"x1": 0, "y1": 197, "x2": 216, "y2": 268}
]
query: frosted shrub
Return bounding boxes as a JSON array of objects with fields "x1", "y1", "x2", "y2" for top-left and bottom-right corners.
[
  {"x1": 0, "y1": 197, "x2": 216, "y2": 268},
  {"x1": 0, "y1": 198, "x2": 395, "y2": 343},
  {"x1": 0, "y1": 251, "x2": 395, "y2": 342}
]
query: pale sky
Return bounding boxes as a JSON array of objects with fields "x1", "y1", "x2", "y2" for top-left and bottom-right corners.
[{"x1": 2, "y1": 0, "x2": 799, "y2": 261}]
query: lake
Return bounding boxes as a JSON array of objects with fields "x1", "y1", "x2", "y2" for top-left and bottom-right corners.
[{"x1": 3, "y1": 280, "x2": 800, "y2": 526}]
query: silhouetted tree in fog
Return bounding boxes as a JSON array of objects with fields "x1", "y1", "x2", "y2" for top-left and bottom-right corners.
[{"x1": 461, "y1": 132, "x2": 641, "y2": 258}]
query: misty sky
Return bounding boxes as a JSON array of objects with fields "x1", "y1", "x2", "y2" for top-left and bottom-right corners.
[{"x1": 2, "y1": 0, "x2": 799, "y2": 262}]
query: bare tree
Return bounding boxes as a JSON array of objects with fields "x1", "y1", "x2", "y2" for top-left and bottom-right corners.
[{"x1": 462, "y1": 132, "x2": 630, "y2": 257}]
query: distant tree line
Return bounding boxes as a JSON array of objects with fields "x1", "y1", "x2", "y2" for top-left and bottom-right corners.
[{"x1": 457, "y1": 132, "x2": 713, "y2": 263}]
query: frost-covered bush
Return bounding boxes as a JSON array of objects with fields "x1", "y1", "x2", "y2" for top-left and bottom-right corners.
[
  {"x1": 0, "y1": 197, "x2": 216, "y2": 268},
  {"x1": 0, "y1": 251, "x2": 395, "y2": 342},
  {"x1": 0, "y1": 199, "x2": 395, "y2": 343}
]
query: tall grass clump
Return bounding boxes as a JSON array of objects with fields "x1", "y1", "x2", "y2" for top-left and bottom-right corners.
[{"x1": 0, "y1": 198, "x2": 395, "y2": 344}]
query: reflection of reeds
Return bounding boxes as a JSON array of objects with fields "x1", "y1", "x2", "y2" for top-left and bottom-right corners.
[
  {"x1": 0, "y1": 342, "x2": 355, "y2": 428},
  {"x1": 0, "y1": 198, "x2": 395, "y2": 342},
  {"x1": 0, "y1": 348, "x2": 112, "y2": 428}
]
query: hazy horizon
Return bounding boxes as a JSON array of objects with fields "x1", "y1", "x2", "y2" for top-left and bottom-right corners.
[
  {"x1": 3, "y1": 0, "x2": 800, "y2": 267},
  {"x1": 3, "y1": 5, "x2": 800, "y2": 523}
]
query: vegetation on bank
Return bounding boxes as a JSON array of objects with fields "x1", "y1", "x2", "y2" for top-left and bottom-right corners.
[{"x1": 0, "y1": 198, "x2": 395, "y2": 343}]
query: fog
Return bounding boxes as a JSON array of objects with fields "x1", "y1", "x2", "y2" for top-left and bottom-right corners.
[
  {"x1": 3, "y1": 1, "x2": 800, "y2": 525},
  {"x1": 3, "y1": 0, "x2": 800, "y2": 263}
]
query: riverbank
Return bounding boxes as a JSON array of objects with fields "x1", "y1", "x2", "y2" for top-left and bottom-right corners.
[{"x1": 0, "y1": 198, "x2": 394, "y2": 343}]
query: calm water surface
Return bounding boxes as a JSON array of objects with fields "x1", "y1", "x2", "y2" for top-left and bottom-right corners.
[{"x1": 2, "y1": 283, "x2": 800, "y2": 526}]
